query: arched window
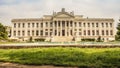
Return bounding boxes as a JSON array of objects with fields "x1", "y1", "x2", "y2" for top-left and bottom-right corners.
[
  {"x1": 22, "y1": 30, "x2": 24, "y2": 36},
  {"x1": 92, "y1": 23, "x2": 94, "y2": 27},
  {"x1": 102, "y1": 23, "x2": 104, "y2": 27},
  {"x1": 28, "y1": 30, "x2": 30, "y2": 36},
  {"x1": 92, "y1": 30, "x2": 95, "y2": 36},
  {"x1": 110, "y1": 30, "x2": 113, "y2": 35},
  {"x1": 96, "y1": 30, "x2": 99, "y2": 35},
  {"x1": 14, "y1": 23, "x2": 16, "y2": 28},
  {"x1": 88, "y1": 30, "x2": 90, "y2": 35},
  {"x1": 14, "y1": 31, "x2": 16, "y2": 36},
  {"x1": 84, "y1": 30, "x2": 86, "y2": 35},
  {"x1": 18, "y1": 30, "x2": 20, "y2": 36},
  {"x1": 106, "y1": 30, "x2": 109, "y2": 35},
  {"x1": 88, "y1": 23, "x2": 90, "y2": 27},
  {"x1": 32, "y1": 30, "x2": 34, "y2": 36},
  {"x1": 36, "y1": 30, "x2": 39, "y2": 36}
]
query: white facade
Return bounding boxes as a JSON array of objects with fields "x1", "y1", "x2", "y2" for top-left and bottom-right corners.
[{"x1": 11, "y1": 8, "x2": 115, "y2": 42}]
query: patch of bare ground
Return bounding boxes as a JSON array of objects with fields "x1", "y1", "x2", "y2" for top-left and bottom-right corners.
[{"x1": 0, "y1": 62, "x2": 78, "y2": 68}]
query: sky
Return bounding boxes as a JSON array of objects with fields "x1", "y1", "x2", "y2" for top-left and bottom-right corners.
[{"x1": 0, "y1": 0, "x2": 120, "y2": 26}]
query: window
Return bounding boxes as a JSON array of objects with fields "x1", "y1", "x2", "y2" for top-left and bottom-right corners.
[
  {"x1": 106, "y1": 30, "x2": 109, "y2": 35},
  {"x1": 14, "y1": 23, "x2": 16, "y2": 28},
  {"x1": 88, "y1": 23, "x2": 90, "y2": 27},
  {"x1": 50, "y1": 22, "x2": 52, "y2": 27},
  {"x1": 22, "y1": 30, "x2": 25, "y2": 36},
  {"x1": 70, "y1": 21, "x2": 72, "y2": 27},
  {"x1": 79, "y1": 22, "x2": 81, "y2": 27},
  {"x1": 28, "y1": 23, "x2": 30, "y2": 28},
  {"x1": 45, "y1": 29, "x2": 48, "y2": 31},
  {"x1": 84, "y1": 30, "x2": 86, "y2": 35},
  {"x1": 36, "y1": 30, "x2": 39, "y2": 36},
  {"x1": 36, "y1": 23, "x2": 39, "y2": 28},
  {"x1": 28, "y1": 30, "x2": 30, "y2": 36},
  {"x1": 41, "y1": 23, "x2": 43, "y2": 27},
  {"x1": 46, "y1": 22, "x2": 48, "y2": 27},
  {"x1": 58, "y1": 21, "x2": 60, "y2": 27},
  {"x1": 110, "y1": 23, "x2": 112, "y2": 27},
  {"x1": 102, "y1": 30, "x2": 104, "y2": 35},
  {"x1": 75, "y1": 22, "x2": 77, "y2": 27},
  {"x1": 32, "y1": 23, "x2": 34, "y2": 27},
  {"x1": 45, "y1": 32, "x2": 48, "y2": 36},
  {"x1": 18, "y1": 30, "x2": 20, "y2": 36},
  {"x1": 40, "y1": 30, "x2": 43, "y2": 36},
  {"x1": 110, "y1": 30, "x2": 113, "y2": 35},
  {"x1": 83, "y1": 23, "x2": 86, "y2": 27},
  {"x1": 106, "y1": 23, "x2": 108, "y2": 27},
  {"x1": 88, "y1": 30, "x2": 90, "y2": 35},
  {"x1": 96, "y1": 23, "x2": 98, "y2": 27},
  {"x1": 14, "y1": 31, "x2": 16, "y2": 36},
  {"x1": 22, "y1": 23, "x2": 25, "y2": 28},
  {"x1": 92, "y1": 30, "x2": 95, "y2": 36},
  {"x1": 102, "y1": 23, "x2": 104, "y2": 27},
  {"x1": 32, "y1": 30, "x2": 34, "y2": 36},
  {"x1": 92, "y1": 23, "x2": 94, "y2": 27},
  {"x1": 67, "y1": 21, "x2": 69, "y2": 27},
  {"x1": 96, "y1": 30, "x2": 99, "y2": 35},
  {"x1": 18, "y1": 23, "x2": 20, "y2": 28}
]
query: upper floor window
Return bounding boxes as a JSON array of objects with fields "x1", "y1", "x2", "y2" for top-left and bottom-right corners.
[
  {"x1": 84, "y1": 30, "x2": 86, "y2": 35},
  {"x1": 106, "y1": 23, "x2": 108, "y2": 27},
  {"x1": 22, "y1": 23, "x2": 25, "y2": 28},
  {"x1": 41, "y1": 23, "x2": 43, "y2": 27},
  {"x1": 50, "y1": 22, "x2": 53, "y2": 27},
  {"x1": 36, "y1": 23, "x2": 39, "y2": 28},
  {"x1": 110, "y1": 23, "x2": 112, "y2": 27},
  {"x1": 18, "y1": 23, "x2": 20, "y2": 28},
  {"x1": 96, "y1": 30, "x2": 99, "y2": 35},
  {"x1": 46, "y1": 22, "x2": 48, "y2": 27},
  {"x1": 22, "y1": 30, "x2": 25, "y2": 36},
  {"x1": 70, "y1": 21, "x2": 73, "y2": 27},
  {"x1": 83, "y1": 23, "x2": 86, "y2": 27},
  {"x1": 110, "y1": 30, "x2": 113, "y2": 35},
  {"x1": 18, "y1": 30, "x2": 20, "y2": 36},
  {"x1": 106, "y1": 30, "x2": 109, "y2": 35},
  {"x1": 96, "y1": 23, "x2": 98, "y2": 27},
  {"x1": 32, "y1": 23, "x2": 34, "y2": 27},
  {"x1": 14, "y1": 31, "x2": 16, "y2": 36},
  {"x1": 14, "y1": 23, "x2": 16, "y2": 28},
  {"x1": 88, "y1": 23, "x2": 90, "y2": 27},
  {"x1": 92, "y1": 23, "x2": 94, "y2": 27},
  {"x1": 74, "y1": 22, "x2": 77, "y2": 27},
  {"x1": 67, "y1": 21, "x2": 69, "y2": 27},
  {"x1": 102, "y1": 30, "x2": 104, "y2": 35},
  {"x1": 79, "y1": 22, "x2": 81, "y2": 27},
  {"x1": 36, "y1": 30, "x2": 39, "y2": 36},
  {"x1": 102, "y1": 23, "x2": 104, "y2": 27},
  {"x1": 88, "y1": 30, "x2": 90, "y2": 35},
  {"x1": 28, "y1": 23, "x2": 30, "y2": 28},
  {"x1": 92, "y1": 30, "x2": 95, "y2": 35}
]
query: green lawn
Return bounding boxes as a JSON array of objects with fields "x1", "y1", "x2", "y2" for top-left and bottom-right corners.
[{"x1": 0, "y1": 47, "x2": 120, "y2": 67}]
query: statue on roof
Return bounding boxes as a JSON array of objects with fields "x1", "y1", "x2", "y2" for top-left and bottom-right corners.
[{"x1": 61, "y1": 8, "x2": 65, "y2": 12}]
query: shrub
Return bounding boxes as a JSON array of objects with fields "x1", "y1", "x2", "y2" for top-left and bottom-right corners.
[
  {"x1": 81, "y1": 38, "x2": 95, "y2": 41},
  {"x1": 34, "y1": 38, "x2": 45, "y2": 42}
]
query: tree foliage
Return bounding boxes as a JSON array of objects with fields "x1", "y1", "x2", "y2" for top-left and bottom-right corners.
[
  {"x1": 116, "y1": 23, "x2": 120, "y2": 41},
  {"x1": 0, "y1": 23, "x2": 8, "y2": 40}
]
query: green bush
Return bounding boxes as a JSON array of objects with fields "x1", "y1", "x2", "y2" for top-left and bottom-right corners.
[
  {"x1": 34, "y1": 38, "x2": 45, "y2": 42},
  {"x1": 0, "y1": 48, "x2": 120, "y2": 67},
  {"x1": 81, "y1": 38, "x2": 95, "y2": 41}
]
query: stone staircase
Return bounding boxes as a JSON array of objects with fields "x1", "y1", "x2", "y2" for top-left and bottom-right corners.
[{"x1": 51, "y1": 36, "x2": 73, "y2": 42}]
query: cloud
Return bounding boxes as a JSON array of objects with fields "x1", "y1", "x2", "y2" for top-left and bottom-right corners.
[{"x1": 0, "y1": 0, "x2": 120, "y2": 26}]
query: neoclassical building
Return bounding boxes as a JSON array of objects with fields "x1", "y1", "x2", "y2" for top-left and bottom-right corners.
[{"x1": 11, "y1": 8, "x2": 115, "y2": 42}]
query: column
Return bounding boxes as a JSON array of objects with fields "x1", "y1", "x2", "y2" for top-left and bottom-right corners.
[
  {"x1": 52, "y1": 21, "x2": 55, "y2": 36},
  {"x1": 60, "y1": 21, "x2": 62, "y2": 36},
  {"x1": 65, "y1": 21, "x2": 67, "y2": 36},
  {"x1": 68, "y1": 21, "x2": 70, "y2": 36}
]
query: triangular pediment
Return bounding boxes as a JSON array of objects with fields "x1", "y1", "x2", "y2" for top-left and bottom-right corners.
[{"x1": 53, "y1": 12, "x2": 74, "y2": 18}]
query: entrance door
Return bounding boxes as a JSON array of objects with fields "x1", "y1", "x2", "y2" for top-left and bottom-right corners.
[{"x1": 62, "y1": 30, "x2": 65, "y2": 36}]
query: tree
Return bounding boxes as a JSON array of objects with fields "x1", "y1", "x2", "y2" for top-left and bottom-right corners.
[
  {"x1": 0, "y1": 23, "x2": 8, "y2": 40},
  {"x1": 116, "y1": 22, "x2": 120, "y2": 41}
]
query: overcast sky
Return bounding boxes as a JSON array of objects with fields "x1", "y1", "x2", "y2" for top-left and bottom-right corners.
[{"x1": 0, "y1": 0, "x2": 120, "y2": 26}]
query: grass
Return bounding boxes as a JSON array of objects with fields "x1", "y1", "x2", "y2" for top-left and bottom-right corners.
[{"x1": 0, "y1": 47, "x2": 120, "y2": 67}]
